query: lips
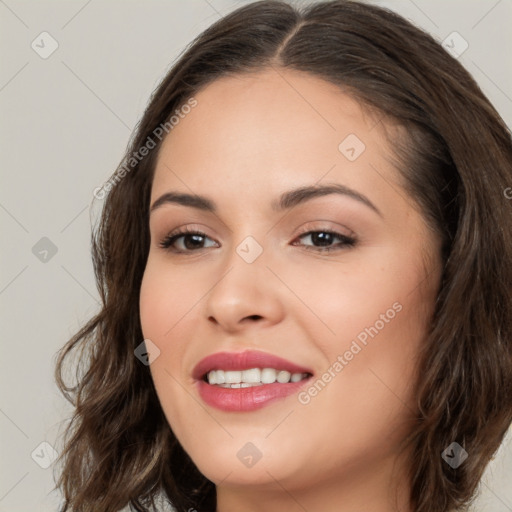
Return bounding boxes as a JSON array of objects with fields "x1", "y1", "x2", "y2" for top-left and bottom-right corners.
[
  {"x1": 193, "y1": 350, "x2": 313, "y2": 412},
  {"x1": 193, "y1": 350, "x2": 313, "y2": 379}
]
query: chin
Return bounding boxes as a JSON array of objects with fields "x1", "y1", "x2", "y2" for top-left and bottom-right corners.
[{"x1": 179, "y1": 433, "x2": 305, "y2": 486}]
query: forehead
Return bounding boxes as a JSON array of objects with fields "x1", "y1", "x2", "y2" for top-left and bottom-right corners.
[{"x1": 152, "y1": 68, "x2": 400, "y2": 205}]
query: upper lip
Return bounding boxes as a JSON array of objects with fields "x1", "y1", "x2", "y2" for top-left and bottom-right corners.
[{"x1": 192, "y1": 350, "x2": 314, "y2": 380}]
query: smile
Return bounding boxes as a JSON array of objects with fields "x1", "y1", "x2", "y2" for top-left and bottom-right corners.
[{"x1": 193, "y1": 350, "x2": 313, "y2": 412}]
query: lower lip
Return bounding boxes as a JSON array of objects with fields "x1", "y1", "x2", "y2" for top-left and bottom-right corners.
[{"x1": 197, "y1": 379, "x2": 310, "y2": 412}]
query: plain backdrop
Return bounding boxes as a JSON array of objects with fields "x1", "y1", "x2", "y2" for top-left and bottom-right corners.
[{"x1": 1, "y1": 1, "x2": 511, "y2": 510}]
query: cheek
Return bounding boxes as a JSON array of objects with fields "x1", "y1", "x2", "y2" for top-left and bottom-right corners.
[
  {"x1": 139, "y1": 271, "x2": 188, "y2": 441},
  {"x1": 139, "y1": 259, "x2": 211, "y2": 432},
  {"x1": 284, "y1": 244, "x2": 435, "y2": 352},
  {"x1": 139, "y1": 257, "x2": 200, "y2": 342},
  {"x1": 290, "y1": 245, "x2": 437, "y2": 418}
]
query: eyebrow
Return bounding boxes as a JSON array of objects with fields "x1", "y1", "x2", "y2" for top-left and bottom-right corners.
[{"x1": 150, "y1": 184, "x2": 381, "y2": 217}]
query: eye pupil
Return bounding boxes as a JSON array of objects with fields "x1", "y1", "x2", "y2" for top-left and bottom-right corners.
[
  {"x1": 312, "y1": 232, "x2": 334, "y2": 246},
  {"x1": 184, "y1": 234, "x2": 205, "y2": 250}
]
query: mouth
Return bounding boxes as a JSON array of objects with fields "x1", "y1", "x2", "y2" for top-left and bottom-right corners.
[{"x1": 193, "y1": 350, "x2": 313, "y2": 412}]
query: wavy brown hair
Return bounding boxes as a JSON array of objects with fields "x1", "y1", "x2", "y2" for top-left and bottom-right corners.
[{"x1": 54, "y1": 1, "x2": 512, "y2": 511}]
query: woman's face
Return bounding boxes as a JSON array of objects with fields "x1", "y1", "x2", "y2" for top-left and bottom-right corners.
[{"x1": 140, "y1": 68, "x2": 442, "y2": 504}]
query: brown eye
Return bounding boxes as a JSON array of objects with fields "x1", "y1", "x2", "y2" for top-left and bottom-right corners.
[
  {"x1": 159, "y1": 231, "x2": 218, "y2": 252},
  {"x1": 294, "y1": 230, "x2": 356, "y2": 252}
]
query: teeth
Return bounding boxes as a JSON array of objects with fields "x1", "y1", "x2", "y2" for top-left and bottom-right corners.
[
  {"x1": 290, "y1": 373, "x2": 303, "y2": 383},
  {"x1": 242, "y1": 368, "x2": 261, "y2": 383},
  {"x1": 277, "y1": 370, "x2": 291, "y2": 383},
  {"x1": 216, "y1": 382, "x2": 264, "y2": 388},
  {"x1": 206, "y1": 368, "x2": 308, "y2": 387},
  {"x1": 224, "y1": 370, "x2": 242, "y2": 384},
  {"x1": 261, "y1": 368, "x2": 277, "y2": 384}
]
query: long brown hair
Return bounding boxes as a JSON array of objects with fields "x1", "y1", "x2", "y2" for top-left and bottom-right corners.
[{"x1": 54, "y1": 1, "x2": 512, "y2": 511}]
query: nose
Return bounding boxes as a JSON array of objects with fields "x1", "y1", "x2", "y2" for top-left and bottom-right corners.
[{"x1": 203, "y1": 249, "x2": 285, "y2": 334}]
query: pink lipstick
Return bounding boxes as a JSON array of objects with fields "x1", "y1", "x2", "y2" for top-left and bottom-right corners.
[{"x1": 193, "y1": 350, "x2": 313, "y2": 412}]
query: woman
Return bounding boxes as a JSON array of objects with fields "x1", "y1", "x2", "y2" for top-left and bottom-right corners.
[{"x1": 54, "y1": 1, "x2": 512, "y2": 511}]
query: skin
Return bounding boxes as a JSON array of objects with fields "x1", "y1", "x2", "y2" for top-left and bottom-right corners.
[{"x1": 139, "y1": 67, "x2": 443, "y2": 512}]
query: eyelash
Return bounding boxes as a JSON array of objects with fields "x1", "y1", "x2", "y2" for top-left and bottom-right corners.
[{"x1": 158, "y1": 227, "x2": 357, "y2": 254}]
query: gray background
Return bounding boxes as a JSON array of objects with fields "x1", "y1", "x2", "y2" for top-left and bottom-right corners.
[{"x1": 1, "y1": 0, "x2": 511, "y2": 510}]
